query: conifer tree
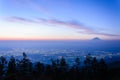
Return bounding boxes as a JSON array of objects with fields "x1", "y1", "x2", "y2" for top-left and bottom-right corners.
[
  {"x1": 7, "y1": 56, "x2": 16, "y2": 75},
  {"x1": 0, "y1": 56, "x2": 7, "y2": 76}
]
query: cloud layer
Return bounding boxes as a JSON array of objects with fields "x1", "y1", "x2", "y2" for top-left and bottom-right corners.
[
  {"x1": 5, "y1": 16, "x2": 120, "y2": 37},
  {"x1": 78, "y1": 31, "x2": 120, "y2": 37},
  {"x1": 6, "y1": 17, "x2": 36, "y2": 23},
  {"x1": 6, "y1": 16, "x2": 90, "y2": 31}
]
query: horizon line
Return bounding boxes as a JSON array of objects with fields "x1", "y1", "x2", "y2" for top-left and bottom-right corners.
[{"x1": 0, "y1": 37, "x2": 119, "y2": 41}]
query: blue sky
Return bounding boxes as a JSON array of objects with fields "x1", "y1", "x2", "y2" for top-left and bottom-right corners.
[{"x1": 0, "y1": 0, "x2": 120, "y2": 40}]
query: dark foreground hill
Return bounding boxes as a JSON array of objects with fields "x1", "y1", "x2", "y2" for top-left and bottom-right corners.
[{"x1": 0, "y1": 52, "x2": 120, "y2": 80}]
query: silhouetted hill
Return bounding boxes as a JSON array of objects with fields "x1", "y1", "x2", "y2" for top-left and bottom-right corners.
[
  {"x1": 0, "y1": 52, "x2": 120, "y2": 80},
  {"x1": 92, "y1": 37, "x2": 101, "y2": 40}
]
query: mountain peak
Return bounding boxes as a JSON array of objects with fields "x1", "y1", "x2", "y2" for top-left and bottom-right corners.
[{"x1": 92, "y1": 37, "x2": 101, "y2": 40}]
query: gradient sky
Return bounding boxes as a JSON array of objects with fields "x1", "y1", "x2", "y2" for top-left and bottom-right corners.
[{"x1": 0, "y1": 0, "x2": 120, "y2": 40}]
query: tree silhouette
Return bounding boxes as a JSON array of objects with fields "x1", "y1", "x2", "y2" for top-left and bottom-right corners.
[
  {"x1": 45, "y1": 64, "x2": 52, "y2": 78},
  {"x1": 5, "y1": 56, "x2": 17, "y2": 80},
  {"x1": 23, "y1": 52, "x2": 27, "y2": 59},
  {"x1": 60, "y1": 57, "x2": 67, "y2": 67},
  {"x1": 84, "y1": 54, "x2": 93, "y2": 80},
  {"x1": 59, "y1": 57, "x2": 68, "y2": 80},
  {"x1": 75, "y1": 57, "x2": 80, "y2": 66},
  {"x1": 91, "y1": 57, "x2": 99, "y2": 79},
  {"x1": 7, "y1": 56, "x2": 16, "y2": 74},
  {"x1": 92, "y1": 57, "x2": 98, "y2": 72},
  {"x1": 99, "y1": 58, "x2": 108, "y2": 76},
  {"x1": 74, "y1": 57, "x2": 81, "y2": 80},
  {"x1": 19, "y1": 52, "x2": 32, "y2": 75},
  {"x1": 0, "y1": 56, "x2": 7, "y2": 76},
  {"x1": 51, "y1": 59, "x2": 57, "y2": 68},
  {"x1": 0, "y1": 53, "x2": 119, "y2": 80},
  {"x1": 84, "y1": 54, "x2": 92, "y2": 67},
  {"x1": 34, "y1": 62, "x2": 44, "y2": 78}
]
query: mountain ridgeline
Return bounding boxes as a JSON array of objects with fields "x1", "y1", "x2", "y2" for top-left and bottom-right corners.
[
  {"x1": 0, "y1": 52, "x2": 120, "y2": 80},
  {"x1": 92, "y1": 37, "x2": 101, "y2": 40}
]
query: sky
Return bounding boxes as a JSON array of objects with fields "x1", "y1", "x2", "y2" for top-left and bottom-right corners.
[{"x1": 0, "y1": 0, "x2": 120, "y2": 40}]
